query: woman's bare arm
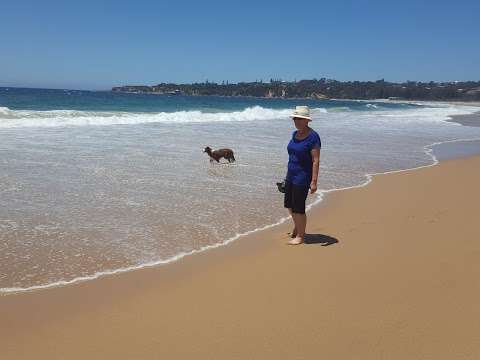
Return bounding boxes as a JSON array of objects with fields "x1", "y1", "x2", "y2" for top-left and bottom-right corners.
[{"x1": 310, "y1": 148, "x2": 320, "y2": 194}]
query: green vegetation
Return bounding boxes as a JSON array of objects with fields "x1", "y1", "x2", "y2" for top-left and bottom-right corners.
[{"x1": 112, "y1": 79, "x2": 480, "y2": 101}]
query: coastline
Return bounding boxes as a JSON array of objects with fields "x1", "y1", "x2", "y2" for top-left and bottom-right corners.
[{"x1": 2, "y1": 153, "x2": 480, "y2": 359}]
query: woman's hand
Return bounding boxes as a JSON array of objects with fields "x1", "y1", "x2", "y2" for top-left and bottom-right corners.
[{"x1": 310, "y1": 181, "x2": 317, "y2": 194}]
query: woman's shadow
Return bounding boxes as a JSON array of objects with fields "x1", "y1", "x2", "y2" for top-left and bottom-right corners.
[{"x1": 304, "y1": 233, "x2": 338, "y2": 246}]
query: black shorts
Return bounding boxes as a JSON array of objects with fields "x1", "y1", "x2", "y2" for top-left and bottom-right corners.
[{"x1": 284, "y1": 181, "x2": 309, "y2": 214}]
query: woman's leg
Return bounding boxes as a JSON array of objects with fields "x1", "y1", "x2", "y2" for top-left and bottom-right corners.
[
  {"x1": 288, "y1": 213, "x2": 306, "y2": 245},
  {"x1": 287, "y1": 184, "x2": 309, "y2": 245},
  {"x1": 284, "y1": 182, "x2": 298, "y2": 238},
  {"x1": 287, "y1": 208, "x2": 297, "y2": 238},
  {"x1": 285, "y1": 182, "x2": 308, "y2": 244}
]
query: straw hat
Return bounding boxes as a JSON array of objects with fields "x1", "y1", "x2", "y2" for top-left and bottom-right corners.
[{"x1": 290, "y1": 105, "x2": 311, "y2": 121}]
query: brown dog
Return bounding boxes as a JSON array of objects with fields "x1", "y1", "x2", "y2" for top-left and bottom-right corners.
[{"x1": 204, "y1": 146, "x2": 236, "y2": 163}]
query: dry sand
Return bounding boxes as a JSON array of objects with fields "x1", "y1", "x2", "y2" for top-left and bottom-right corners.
[{"x1": 2, "y1": 156, "x2": 480, "y2": 359}]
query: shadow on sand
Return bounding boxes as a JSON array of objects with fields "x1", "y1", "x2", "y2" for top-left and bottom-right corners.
[{"x1": 304, "y1": 233, "x2": 339, "y2": 246}]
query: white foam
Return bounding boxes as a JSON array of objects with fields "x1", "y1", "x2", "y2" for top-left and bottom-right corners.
[
  {"x1": 0, "y1": 106, "x2": 11, "y2": 115},
  {"x1": 360, "y1": 105, "x2": 479, "y2": 125},
  {"x1": 0, "y1": 106, "x2": 297, "y2": 128}
]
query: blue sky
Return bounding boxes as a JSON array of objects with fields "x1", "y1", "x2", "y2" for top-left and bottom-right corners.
[{"x1": 1, "y1": 0, "x2": 479, "y2": 90}]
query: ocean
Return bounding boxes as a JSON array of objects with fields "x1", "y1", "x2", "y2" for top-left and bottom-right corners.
[{"x1": 1, "y1": 87, "x2": 480, "y2": 293}]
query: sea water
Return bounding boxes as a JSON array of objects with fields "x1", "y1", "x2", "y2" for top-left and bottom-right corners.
[{"x1": 1, "y1": 88, "x2": 480, "y2": 293}]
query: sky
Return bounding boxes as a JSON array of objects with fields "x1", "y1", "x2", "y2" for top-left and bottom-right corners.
[{"x1": 1, "y1": 0, "x2": 479, "y2": 90}]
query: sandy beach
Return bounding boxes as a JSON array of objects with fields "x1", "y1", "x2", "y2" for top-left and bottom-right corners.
[{"x1": 2, "y1": 155, "x2": 480, "y2": 359}]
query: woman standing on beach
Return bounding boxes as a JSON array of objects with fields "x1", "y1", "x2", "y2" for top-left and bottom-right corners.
[{"x1": 285, "y1": 106, "x2": 321, "y2": 245}]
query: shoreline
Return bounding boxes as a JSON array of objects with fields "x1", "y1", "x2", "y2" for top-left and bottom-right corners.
[
  {"x1": 448, "y1": 111, "x2": 480, "y2": 127},
  {"x1": 3, "y1": 136, "x2": 480, "y2": 295},
  {"x1": 2, "y1": 152, "x2": 480, "y2": 358}
]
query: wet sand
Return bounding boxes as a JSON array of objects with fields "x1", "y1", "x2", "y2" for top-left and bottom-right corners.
[
  {"x1": 1, "y1": 156, "x2": 480, "y2": 359},
  {"x1": 449, "y1": 112, "x2": 480, "y2": 127}
]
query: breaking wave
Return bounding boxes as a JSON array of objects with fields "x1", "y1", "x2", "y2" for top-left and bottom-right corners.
[
  {"x1": 0, "y1": 103, "x2": 477, "y2": 129},
  {"x1": 0, "y1": 106, "x2": 304, "y2": 128}
]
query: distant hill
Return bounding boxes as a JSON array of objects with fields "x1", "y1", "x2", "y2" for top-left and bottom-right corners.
[{"x1": 112, "y1": 79, "x2": 480, "y2": 101}]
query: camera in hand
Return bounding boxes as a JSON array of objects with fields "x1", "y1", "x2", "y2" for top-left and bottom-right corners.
[{"x1": 276, "y1": 180, "x2": 286, "y2": 193}]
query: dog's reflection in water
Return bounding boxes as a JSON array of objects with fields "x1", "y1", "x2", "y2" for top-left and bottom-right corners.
[{"x1": 207, "y1": 164, "x2": 236, "y2": 179}]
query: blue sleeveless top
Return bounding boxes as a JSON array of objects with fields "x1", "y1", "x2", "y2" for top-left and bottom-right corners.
[{"x1": 286, "y1": 129, "x2": 321, "y2": 186}]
